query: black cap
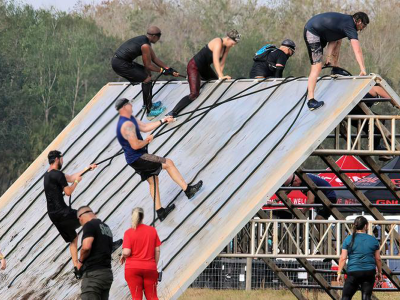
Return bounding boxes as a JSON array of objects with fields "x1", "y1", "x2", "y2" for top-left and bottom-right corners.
[
  {"x1": 281, "y1": 39, "x2": 296, "y2": 52},
  {"x1": 115, "y1": 98, "x2": 130, "y2": 110}
]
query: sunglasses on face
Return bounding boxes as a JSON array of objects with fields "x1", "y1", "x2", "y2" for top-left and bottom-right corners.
[{"x1": 149, "y1": 32, "x2": 162, "y2": 37}]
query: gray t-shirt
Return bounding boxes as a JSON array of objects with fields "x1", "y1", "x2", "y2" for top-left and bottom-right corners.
[{"x1": 305, "y1": 12, "x2": 358, "y2": 42}]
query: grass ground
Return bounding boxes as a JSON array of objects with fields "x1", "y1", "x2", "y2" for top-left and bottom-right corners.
[{"x1": 179, "y1": 288, "x2": 400, "y2": 299}]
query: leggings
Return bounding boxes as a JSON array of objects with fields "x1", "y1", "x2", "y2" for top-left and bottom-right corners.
[
  {"x1": 170, "y1": 58, "x2": 218, "y2": 115},
  {"x1": 125, "y1": 268, "x2": 159, "y2": 300},
  {"x1": 342, "y1": 270, "x2": 375, "y2": 300}
]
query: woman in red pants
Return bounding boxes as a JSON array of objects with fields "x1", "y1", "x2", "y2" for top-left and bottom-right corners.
[
  {"x1": 120, "y1": 207, "x2": 161, "y2": 300},
  {"x1": 166, "y1": 29, "x2": 240, "y2": 118}
]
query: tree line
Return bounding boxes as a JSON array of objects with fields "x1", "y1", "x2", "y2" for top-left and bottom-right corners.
[{"x1": 1, "y1": 0, "x2": 399, "y2": 194}]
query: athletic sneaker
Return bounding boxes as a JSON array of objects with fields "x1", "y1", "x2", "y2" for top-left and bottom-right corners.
[
  {"x1": 111, "y1": 239, "x2": 123, "y2": 253},
  {"x1": 157, "y1": 204, "x2": 176, "y2": 222},
  {"x1": 152, "y1": 101, "x2": 162, "y2": 109},
  {"x1": 185, "y1": 180, "x2": 203, "y2": 199},
  {"x1": 147, "y1": 106, "x2": 166, "y2": 120},
  {"x1": 307, "y1": 99, "x2": 324, "y2": 111},
  {"x1": 165, "y1": 110, "x2": 177, "y2": 118}
]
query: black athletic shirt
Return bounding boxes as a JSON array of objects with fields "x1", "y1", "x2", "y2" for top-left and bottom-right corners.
[
  {"x1": 249, "y1": 49, "x2": 288, "y2": 78},
  {"x1": 44, "y1": 170, "x2": 69, "y2": 219},
  {"x1": 305, "y1": 12, "x2": 358, "y2": 42},
  {"x1": 115, "y1": 35, "x2": 151, "y2": 62},
  {"x1": 193, "y1": 38, "x2": 225, "y2": 72},
  {"x1": 81, "y1": 218, "x2": 113, "y2": 273},
  {"x1": 301, "y1": 174, "x2": 337, "y2": 200}
]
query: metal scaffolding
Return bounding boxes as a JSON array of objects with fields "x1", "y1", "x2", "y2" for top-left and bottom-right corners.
[{"x1": 215, "y1": 91, "x2": 400, "y2": 299}]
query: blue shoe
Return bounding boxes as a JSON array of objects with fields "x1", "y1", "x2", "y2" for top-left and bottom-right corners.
[
  {"x1": 152, "y1": 101, "x2": 163, "y2": 109},
  {"x1": 307, "y1": 99, "x2": 324, "y2": 111},
  {"x1": 147, "y1": 106, "x2": 166, "y2": 120}
]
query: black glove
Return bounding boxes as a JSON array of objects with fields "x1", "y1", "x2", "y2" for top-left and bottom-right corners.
[{"x1": 162, "y1": 67, "x2": 177, "y2": 76}]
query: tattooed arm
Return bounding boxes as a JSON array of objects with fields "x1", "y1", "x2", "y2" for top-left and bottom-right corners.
[{"x1": 121, "y1": 120, "x2": 153, "y2": 150}]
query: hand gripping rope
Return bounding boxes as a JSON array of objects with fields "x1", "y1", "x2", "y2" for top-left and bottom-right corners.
[
  {"x1": 8, "y1": 74, "x2": 334, "y2": 287},
  {"x1": 7, "y1": 78, "x2": 224, "y2": 287}
]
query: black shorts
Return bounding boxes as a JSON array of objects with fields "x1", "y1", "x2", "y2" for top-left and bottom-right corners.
[
  {"x1": 316, "y1": 197, "x2": 337, "y2": 219},
  {"x1": 111, "y1": 56, "x2": 149, "y2": 83},
  {"x1": 129, "y1": 154, "x2": 166, "y2": 181},
  {"x1": 50, "y1": 209, "x2": 80, "y2": 243},
  {"x1": 304, "y1": 28, "x2": 327, "y2": 65},
  {"x1": 249, "y1": 61, "x2": 273, "y2": 79}
]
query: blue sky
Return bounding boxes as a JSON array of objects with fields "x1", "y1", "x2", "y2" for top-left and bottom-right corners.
[{"x1": 20, "y1": 0, "x2": 104, "y2": 11}]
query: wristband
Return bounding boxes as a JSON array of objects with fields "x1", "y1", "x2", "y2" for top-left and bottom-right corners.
[
  {"x1": 160, "y1": 67, "x2": 163, "y2": 73},
  {"x1": 337, "y1": 271, "x2": 341, "y2": 275},
  {"x1": 78, "y1": 259, "x2": 83, "y2": 263},
  {"x1": 74, "y1": 179, "x2": 79, "y2": 184},
  {"x1": 0, "y1": 255, "x2": 4, "y2": 260},
  {"x1": 160, "y1": 120, "x2": 163, "y2": 125}
]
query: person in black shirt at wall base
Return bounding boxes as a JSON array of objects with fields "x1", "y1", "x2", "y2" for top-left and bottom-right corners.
[
  {"x1": 283, "y1": 173, "x2": 337, "y2": 220},
  {"x1": 249, "y1": 39, "x2": 296, "y2": 79},
  {"x1": 112, "y1": 26, "x2": 180, "y2": 119},
  {"x1": 77, "y1": 206, "x2": 114, "y2": 300},
  {"x1": 304, "y1": 12, "x2": 369, "y2": 111},
  {"x1": 43, "y1": 150, "x2": 97, "y2": 276}
]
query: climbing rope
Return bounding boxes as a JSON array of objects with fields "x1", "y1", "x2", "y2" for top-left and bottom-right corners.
[
  {"x1": 11, "y1": 79, "x2": 228, "y2": 285},
  {"x1": 161, "y1": 75, "x2": 333, "y2": 270},
  {"x1": 8, "y1": 74, "x2": 335, "y2": 286},
  {"x1": 4, "y1": 80, "x2": 174, "y2": 259}
]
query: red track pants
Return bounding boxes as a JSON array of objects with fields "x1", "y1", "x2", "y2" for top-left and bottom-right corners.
[{"x1": 125, "y1": 268, "x2": 159, "y2": 300}]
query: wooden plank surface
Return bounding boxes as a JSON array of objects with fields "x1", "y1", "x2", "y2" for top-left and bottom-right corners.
[{"x1": 0, "y1": 76, "x2": 392, "y2": 299}]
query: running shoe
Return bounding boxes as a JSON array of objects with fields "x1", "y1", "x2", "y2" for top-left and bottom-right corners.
[
  {"x1": 185, "y1": 180, "x2": 203, "y2": 199},
  {"x1": 307, "y1": 99, "x2": 324, "y2": 111},
  {"x1": 152, "y1": 101, "x2": 163, "y2": 109},
  {"x1": 157, "y1": 204, "x2": 176, "y2": 222},
  {"x1": 147, "y1": 106, "x2": 166, "y2": 120}
]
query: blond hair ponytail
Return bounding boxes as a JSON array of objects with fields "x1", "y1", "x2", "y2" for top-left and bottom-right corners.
[{"x1": 131, "y1": 207, "x2": 144, "y2": 229}]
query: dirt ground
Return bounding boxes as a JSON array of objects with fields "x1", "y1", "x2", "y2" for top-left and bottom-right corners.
[{"x1": 179, "y1": 288, "x2": 400, "y2": 299}]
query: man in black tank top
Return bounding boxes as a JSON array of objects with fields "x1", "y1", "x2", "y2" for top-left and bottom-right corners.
[
  {"x1": 112, "y1": 26, "x2": 180, "y2": 119},
  {"x1": 166, "y1": 29, "x2": 240, "y2": 118},
  {"x1": 249, "y1": 39, "x2": 296, "y2": 79}
]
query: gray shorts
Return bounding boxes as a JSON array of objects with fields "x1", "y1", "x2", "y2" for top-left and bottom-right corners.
[
  {"x1": 81, "y1": 268, "x2": 113, "y2": 300},
  {"x1": 304, "y1": 28, "x2": 327, "y2": 65}
]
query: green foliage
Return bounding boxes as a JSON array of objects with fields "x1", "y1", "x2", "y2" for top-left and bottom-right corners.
[
  {"x1": 0, "y1": 1, "x2": 120, "y2": 194},
  {"x1": 1, "y1": 0, "x2": 400, "y2": 193}
]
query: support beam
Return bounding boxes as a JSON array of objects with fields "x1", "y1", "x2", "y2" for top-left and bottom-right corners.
[
  {"x1": 321, "y1": 155, "x2": 400, "y2": 289},
  {"x1": 360, "y1": 156, "x2": 400, "y2": 201},
  {"x1": 261, "y1": 257, "x2": 307, "y2": 300},
  {"x1": 276, "y1": 192, "x2": 341, "y2": 300},
  {"x1": 246, "y1": 257, "x2": 252, "y2": 291}
]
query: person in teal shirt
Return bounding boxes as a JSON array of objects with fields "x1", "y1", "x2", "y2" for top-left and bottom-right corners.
[{"x1": 337, "y1": 216, "x2": 382, "y2": 300}]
